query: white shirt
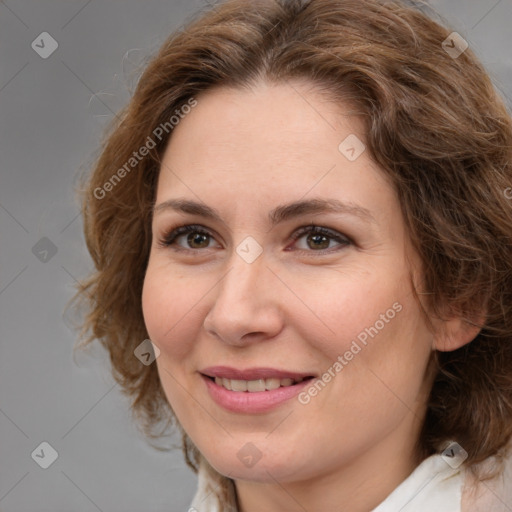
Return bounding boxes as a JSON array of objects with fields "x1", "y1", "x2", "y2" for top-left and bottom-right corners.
[{"x1": 189, "y1": 449, "x2": 512, "y2": 511}]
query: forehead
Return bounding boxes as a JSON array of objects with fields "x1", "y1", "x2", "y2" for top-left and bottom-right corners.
[
  {"x1": 157, "y1": 80, "x2": 382, "y2": 190},
  {"x1": 167, "y1": 80, "x2": 365, "y2": 151}
]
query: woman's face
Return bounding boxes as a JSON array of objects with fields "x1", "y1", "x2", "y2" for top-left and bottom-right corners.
[{"x1": 142, "y1": 80, "x2": 435, "y2": 484}]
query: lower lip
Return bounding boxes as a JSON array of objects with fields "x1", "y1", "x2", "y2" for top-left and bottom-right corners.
[{"x1": 201, "y1": 375, "x2": 312, "y2": 414}]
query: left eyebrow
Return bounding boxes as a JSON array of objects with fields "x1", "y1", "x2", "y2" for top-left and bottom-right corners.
[{"x1": 153, "y1": 197, "x2": 377, "y2": 226}]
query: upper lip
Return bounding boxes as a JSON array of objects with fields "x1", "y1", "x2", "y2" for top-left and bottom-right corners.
[{"x1": 200, "y1": 366, "x2": 315, "y2": 381}]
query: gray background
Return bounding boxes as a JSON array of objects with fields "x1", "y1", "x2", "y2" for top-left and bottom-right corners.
[{"x1": 1, "y1": 1, "x2": 511, "y2": 511}]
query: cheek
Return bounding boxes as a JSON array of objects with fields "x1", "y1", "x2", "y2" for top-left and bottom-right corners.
[
  {"x1": 299, "y1": 263, "x2": 431, "y2": 404},
  {"x1": 318, "y1": 291, "x2": 431, "y2": 418},
  {"x1": 141, "y1": 262, "x2": 200, "y2": 361},
  {"x1": 141, "y1": 263, "x2": 214, "y2": 435},
  {"x1": 290, "y1": 264, "x2": 407, "y2": 361}
]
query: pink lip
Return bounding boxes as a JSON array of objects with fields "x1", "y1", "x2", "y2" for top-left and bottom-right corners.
[
  {"x1": 200, "y1": 366, "x2": 313, "y2": 381},
  {"x1": 200, "y1": 366, "x2": 315, "y2": 414}
]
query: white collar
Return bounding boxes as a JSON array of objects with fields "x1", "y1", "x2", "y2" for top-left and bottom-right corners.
[
  {"x1": 189, "y1": 453, "x2": 464, "y2": 512},
  {"x1": 371, "y1": 453, "x2": 463, "y2": 512}
]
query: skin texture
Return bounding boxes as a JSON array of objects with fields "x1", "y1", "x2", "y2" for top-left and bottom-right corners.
[{"x1": 142, "y1": 80, "x2": 479, "y2": 512}]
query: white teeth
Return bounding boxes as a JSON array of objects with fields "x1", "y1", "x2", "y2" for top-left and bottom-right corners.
[
  {"x1": 247, "y1": 379, "x2": 266, "y2": 392},
  {"x1": 265, "y1": 378, "x2": 281, "y2": 390},
  {"x1": 213, "y1": 376, "x2": 303, "y2": 392},
  {"x1": 230, "y1": 379, "x2": 248, "y2": 392}
]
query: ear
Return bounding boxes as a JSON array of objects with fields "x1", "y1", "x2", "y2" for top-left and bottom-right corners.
[{"x1": 433, "y1": 313, "x2": 485, "y2": 352}]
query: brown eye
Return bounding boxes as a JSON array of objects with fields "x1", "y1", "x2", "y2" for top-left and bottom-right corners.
[
  {"x1": 186, "y1": 231, "x2": 211, "y2": 249},
  {"x1": 305, "y1": 233, "x2": 331, "y2": 250},
  {"x1": 290, "y1": 225, "x2": 351, "y2": 254},
  {"x1": 159, "y1": 224, "x2": 218, "y2": 251}
]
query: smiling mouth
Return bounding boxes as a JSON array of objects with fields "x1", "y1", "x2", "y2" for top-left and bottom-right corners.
[
  {"x1": 200, "y1": 367, "x2": 317, "y2": 412},
  {"x1": 206, "y1": 376, "x2": 314, "y2": 392}
]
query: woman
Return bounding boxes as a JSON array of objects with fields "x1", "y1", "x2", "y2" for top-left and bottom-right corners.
[{"x1": 71, "y1": 0, "x2": 512, "y2": 510}]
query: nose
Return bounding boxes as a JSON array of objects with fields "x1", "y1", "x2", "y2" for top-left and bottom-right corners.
[{"x1": 203, "y1": 251, "x2": 284, "y2": 347}]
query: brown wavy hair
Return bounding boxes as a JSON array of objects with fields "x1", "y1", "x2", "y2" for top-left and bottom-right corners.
[{"x1": 69, "y1": 0, "x2": 512, "y2": 489}]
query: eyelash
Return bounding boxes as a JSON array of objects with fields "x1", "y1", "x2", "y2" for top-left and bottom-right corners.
[{"x1": 157, "y1": 223, "x2": 352, "y2": 256}]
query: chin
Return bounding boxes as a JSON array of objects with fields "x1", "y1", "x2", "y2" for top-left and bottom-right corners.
[{"x1": 202, "y1": 444, "x2": 313, "y2": 483}]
